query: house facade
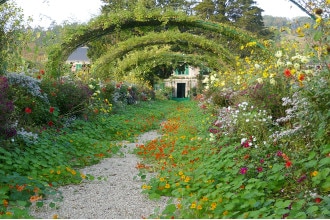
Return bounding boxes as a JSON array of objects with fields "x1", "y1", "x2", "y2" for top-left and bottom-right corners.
[
  {"x1": 66, "y1": 46, "x2": 90, "y2": 72},
  {"x1": 163, "y1": 64, "x2": 201, "y2": 98}
]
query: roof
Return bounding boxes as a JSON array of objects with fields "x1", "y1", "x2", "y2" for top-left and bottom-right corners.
[{"x1": 66, "y1": 46, "x2": 90, "y2": 63}]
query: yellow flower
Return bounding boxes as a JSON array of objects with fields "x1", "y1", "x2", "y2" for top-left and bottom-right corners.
[
  {"x1": 177, "y1": 203, "x2": 182, "y2": 209},
  {"x1": 316, "y1": 16, "x2": 322, "y2": 24},
  {"x1": 178, "y1": 171, "x2": 184, "y2": 176},
  {"x1": 5, "y1": 212, "x2": 12, "y2": 216},
  {"x1": 202, "y1": 196, "x2": 208, "y2": 202},
  {"x1": 197, "y1": 205, "x2": 203, "y2": 210},
  {"x1": 303, "y1": 23, "x2": 311, "y2": 29},
  {"x1": 327, "y1": 0, "x2": 330, "y2": 5},
  {"x1": 223, "y1": 210, "x2": 229, "y2": 216},
  {"x1": 80, "y1": 173, "x2": 86, "y2": 179},
  {"x1": 69, "y1": 140, "x2": 73, "y2": 143},
  {"x1": 165, "y1": 183, "x2": 170, "y2": 189},
  {"x1": 190, "y1": 202, "x2": 196, "y2": 209},
  {"x1": 53, "y1": 214, "x2": 58, "y2": 219},
  {"x1": 50, "y1": 170, "x2": 54, "y2": 174},
  {"x1": 160, "y1": 177, "x2": 165, "y2": 182},
  {"x1": 311, "y1": 171, "x2": 318, "y2": 177},
  {"x1": 210, "y1": 202, "x2": 217, "y2": 210},
  {"x1": 142, "y1": 184, "x2": 148, "y2": 189},
  {"x1": 184, "y1": 176, "x2": 191, "y2": 183},
  {"x1": 56, "y1": 170, "x2": 61, "y2": 175}
]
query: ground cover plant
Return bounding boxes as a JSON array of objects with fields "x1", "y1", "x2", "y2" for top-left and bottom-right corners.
[{"x1": 0, "y1": 97, "x2": 178, "y2": 218}]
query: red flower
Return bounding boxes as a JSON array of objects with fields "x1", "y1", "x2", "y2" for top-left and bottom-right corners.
[
  {"x1": 37, "y1": 75, "x2": 41, "y2": 79},
  {"x1": 257, "y1": 167, "x2": 263, "y2": 172},
  {"x1": 315, "y1": 198, "x2": 322, "y2": 203},
  {"x1": 25, "y1": 107, "x2": 32, "y2": 114},
  {"x1": 49, "y1": 107, "x2": 55, "y2": 113},
  {"x1": 48, "y1": 121, "x2": 54, "y2": 127},
  {"x1": 284, "y1": 69, "x2": 292, "y2": 78},
  {"x1": 285, "y1": 161, "x2": 292, "y2": 168},
  {"x1": 298, "y1": 73, "x2": 305, "y2": 81},
  {"x1": 39, "y1": 69, "x2": 45, "y2": 75}
]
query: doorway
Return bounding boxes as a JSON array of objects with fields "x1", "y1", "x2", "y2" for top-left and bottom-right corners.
[{"x1": 177, "y1": 83, "x2": 186, "y2": 98}]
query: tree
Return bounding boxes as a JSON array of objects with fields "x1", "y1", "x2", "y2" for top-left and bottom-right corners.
[
  {"x1": 0, "y1": 0, "x2": 8, "y2": 5},
  {"x1": 194, "y1": 0, "x2": 272, "y2": 37},
  {"x1": 0, "y1": 2, "x2": 30, "y2": 75}
]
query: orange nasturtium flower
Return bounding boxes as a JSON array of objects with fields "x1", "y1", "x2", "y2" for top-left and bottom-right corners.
[
  {"x1": 210, "y1": 202, "x2": 217, "y2": 210},
  {"x1": 3, "y1": 199, "x2": 8, "y2": 207},
  {"x1": 311, "y1": 171, "x2": 318, "y2": 177},
  {"x1": 30, "y1": 195, "x2": 42, "y2": 202}
]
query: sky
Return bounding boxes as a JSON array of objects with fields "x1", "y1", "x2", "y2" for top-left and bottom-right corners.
[{"x1": 12, "y1": 0, "x2": 308, "y2": 28}]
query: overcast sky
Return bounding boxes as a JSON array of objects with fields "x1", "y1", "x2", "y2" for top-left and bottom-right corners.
[{"x1": 12, "y1": 0, "x2": 308, "y2": 28}]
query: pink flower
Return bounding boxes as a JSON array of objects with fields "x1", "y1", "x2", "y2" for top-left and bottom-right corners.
[
  {"x1": 257, "y1": 167, "x2": 263, "y2": 172},
  {"x1": 240, "y1": 167, "x2": 248, "y2": 175}
]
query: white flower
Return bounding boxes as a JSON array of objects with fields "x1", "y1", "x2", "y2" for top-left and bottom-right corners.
[
  {"x1": 300, "y1": 56, "x2": 310, "y2": 64},
  {"x1": 254, "y1": 64, "x2": 261, "y2": 69},
  {"x1": 246, "y1": 119, "x2": 250, "y2": 122},
  {"x1": 270, "y1": 78, "x2": 276, "y2": 85},
  {"x1": 275, "y1": 50, "x2": 282, "y2": 58},
  {"x1": 276, "y1": 60, "x2": 284, "y2": 67},
  {"x1": 294, "y1": 63, "x2": 300, "y2": 70},
  {"x1": 286, "y1": 61, "x2": 293, "y2": 67},
  {"x1": 256, "y1": 78, "x2": 263, "y2": 84}
]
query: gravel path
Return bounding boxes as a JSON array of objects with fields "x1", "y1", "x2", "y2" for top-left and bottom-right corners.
[{"x1": 30, "y1": 131, "x2": 169, "y2": 219}]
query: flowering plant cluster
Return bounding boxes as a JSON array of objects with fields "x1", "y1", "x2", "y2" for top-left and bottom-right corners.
[{"x1": 0, "y1": 76, "x2": 15, "y2": 141}]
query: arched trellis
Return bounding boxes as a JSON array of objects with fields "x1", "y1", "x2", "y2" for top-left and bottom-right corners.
[
  {"x1": 46, "y1": 9, "x2": 269, "y2": 77},
  {"x1": 98, "y1": 46, "x2": 222, "y2": 79},
  {"x1": 91, "y1": 30, "x2": 235, "y2": 77}
]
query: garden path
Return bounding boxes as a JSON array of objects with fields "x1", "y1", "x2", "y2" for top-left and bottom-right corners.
[{"x1": 30, "y1": 131, "x2": 168, "y2": 219}]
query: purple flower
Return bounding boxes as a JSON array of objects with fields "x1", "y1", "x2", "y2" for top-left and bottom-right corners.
[{"x1": 297, "y1": 174, "x2": 307, "y2": 183}]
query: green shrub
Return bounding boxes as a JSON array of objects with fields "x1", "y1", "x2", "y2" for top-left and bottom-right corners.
[{"x1": 40, "y1": 78, "x2": 93, "y2": 117}]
